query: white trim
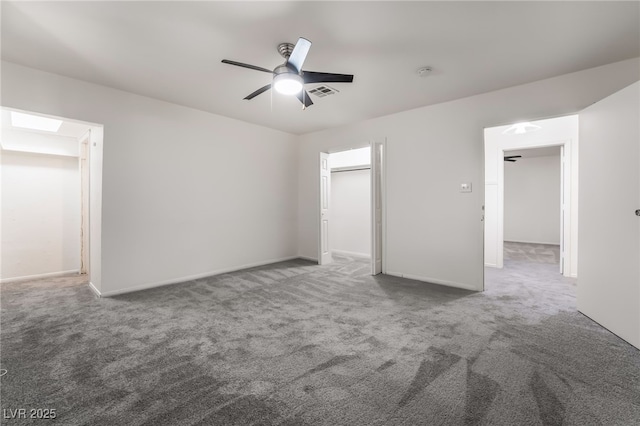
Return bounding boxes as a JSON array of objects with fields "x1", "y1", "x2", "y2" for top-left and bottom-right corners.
[
  {"x1": 370, "y1": 137, "x2": 387, "y2": 276},
  {"x1": 0, "y1": 270, "x2": 80, "y2": 284},
  {"x1": 298, "y1": 255, "x2": 318, "y2": 262},
  {"x1": 381, "y1": 138, "x2": 388, "y2": 275},
  {"x1": 331, "y1": 249, "x2": 371, "y2": 259},
  {"x1": 386, "y1": 271, "x2": 478, "y2": 291},
  {"x1": 95, "y1": 256, "x2": 301, "y2": 297},
  {"x1": 88, "y1": 281, "x2": 101, "y2": 297}
]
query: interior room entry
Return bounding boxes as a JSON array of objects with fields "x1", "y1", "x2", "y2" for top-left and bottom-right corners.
[
  {"x1": 503, "y1": 146, "x2": 562, "y2": 268},
  {"x1": 484, "y1": 115, "x2": 578, "y2": 280},
  {"x1": 318, "y1": 139, "x2": 385, "y2": 275},
  {"x1": 0, "y1": 107, "x2": 103, "y2": 288}
]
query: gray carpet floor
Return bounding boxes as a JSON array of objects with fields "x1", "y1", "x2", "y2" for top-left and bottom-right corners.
[
  {"x1": 503, "y1": 241, "x2": 561, "y2": 265},
  {"x1": 1, "y1": 255, "x2": 639, "y2": 425}
]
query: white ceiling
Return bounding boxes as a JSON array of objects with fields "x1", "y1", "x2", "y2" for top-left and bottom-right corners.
[{"x1": 2, "y1": 1, "x2": 638, "y2": 135}]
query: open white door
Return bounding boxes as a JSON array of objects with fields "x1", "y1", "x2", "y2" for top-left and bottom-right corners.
[
  {"x1": 79, "y1": 131, "x2": 90, "y2": 275},
  {"x1": 559, "y1": 146, "x2": 565, "y2": 275},
  {"x1": 371, "y1": 141, "x2": 383, "y2": 275},
  {"x1": 578, "y1": 81, "x2": 640, "y2": 349},
  {"x1": 319, "y1": 152, "x2": 332, "y2": 265}
]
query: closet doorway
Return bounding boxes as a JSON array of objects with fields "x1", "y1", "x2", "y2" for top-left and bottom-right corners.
[
  {"x1": 318, "y1": 139, "x2": 385, "y2": 275},
  {"x1": 330, "y1": 146, "x2": 371, "y2": 259}
]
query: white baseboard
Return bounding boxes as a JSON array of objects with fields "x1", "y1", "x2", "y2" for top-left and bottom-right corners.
[
  {"x1": 331, "y1": 250, "x2": 371, "y2": 259},
  {"x1": 88, "y1": 281, "x2": 101, "y2": 297},
  {"x1": 484, "y1": 263, "x2": 499, "y2": 268},
  {"x1": 386, "y1": 270, "x2": 480, "y2": 291},
  {"x1": 0, "y1": 269, "x2": 80, "y2": 284},
  {"x1": 297, "y1": 255, "x2": 318, "y2": 262},
  {"x1": 95, "y1": 255, "x2": 302, "y2": 297}
]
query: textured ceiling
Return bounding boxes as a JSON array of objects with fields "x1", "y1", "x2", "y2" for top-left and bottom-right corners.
[{"x1": 2, "y1": 1, "x2": 639, "y2": 134}]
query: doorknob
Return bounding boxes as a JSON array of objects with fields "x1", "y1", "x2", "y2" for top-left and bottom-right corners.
[{"x1": 636, "y1": 209, "x2": 640, "y2": 216}]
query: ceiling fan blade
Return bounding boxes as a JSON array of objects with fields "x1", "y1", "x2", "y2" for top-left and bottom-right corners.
[
  {"x1": 222, "y1": 59, "x2": 273, "y2": 74},
  {"x1": 287, "y1": 38, "x2": 311, "y2": 72},
  {"x1": 244, "y1": 84, "x2": 272, "y2": 100},
  {"x1": 504, "y1": 158, "x2": 517, "y2": 162},
  {"x1": 303, "y1": 71, "x2": 354, "y2": 84},
  {"x1": 504, "y1": 155, "x2": 522, "y2": 159},
  {"x1": 296, "y1": 90, "x2": 314, "y2": 108}
]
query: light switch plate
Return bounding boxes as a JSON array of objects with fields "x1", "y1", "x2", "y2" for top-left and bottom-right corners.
[{"x1": 460, "y1": 182, "x2": 472, "y2": 193}]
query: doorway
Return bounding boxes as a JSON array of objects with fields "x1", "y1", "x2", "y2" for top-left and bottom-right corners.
[
  {"x1": 484, "y1": 115, "x2": 579, "y2": 285},
  {"x1": 0, "y1": 107, "x2": 103, "y2": 289},
  {"x1": 318, "y1": 138, "x2": 385, "y2": 275},
  {"x1": 329, "y1": 147, "x2": 371, "y2": 259},
  {"x1": 503, "y1": 146, "x2": 562, "y2": 269}
]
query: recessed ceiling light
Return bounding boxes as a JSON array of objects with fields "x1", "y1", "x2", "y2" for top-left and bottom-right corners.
[
  {"x1": 502, "y1": 122, "x2": 541, "y2": 135},
  {"x1": 10, "y1": 111, "x2": 63, "y2": 132}
]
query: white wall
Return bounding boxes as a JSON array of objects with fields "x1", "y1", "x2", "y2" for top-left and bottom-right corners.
[
  {"x1": 504, "y1": 154, "x2": 561, "y2": 245},
  {"x1": 1, "y1": 61, "x2": 298, "y2": 296},
  {"x1": 3, "y1": 58, "x2": 638, "y2": 296},
  {"x1": 578, "y1": 81, "x2": 640, "y2": 349},
  {"x1": 331, "y1": 169, "x2": 371, "y2": 257},
  {"x1": 1, "y1": 150, "x2": 80, "y2": 280},
  {"x1": 298, "y1": 58, "x2": 640, "y2": 291}
]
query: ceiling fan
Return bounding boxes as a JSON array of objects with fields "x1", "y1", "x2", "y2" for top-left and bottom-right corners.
[
  {"x1": 221, "y1": 37, "x2": 354, "y2": 109},
  {"x1": 504, "y1": 155, "x2": 522, "y2": 162}
]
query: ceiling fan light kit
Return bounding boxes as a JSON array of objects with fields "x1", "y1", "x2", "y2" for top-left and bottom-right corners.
[
  {"x1": 222, "y1": 37, "x2": 354, "y2": 109},
  {"x1": 273, "y1": 72, "x2": 303, "y2": 95}
]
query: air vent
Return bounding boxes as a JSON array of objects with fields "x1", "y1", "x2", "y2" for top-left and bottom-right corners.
[{"x1": 308, "y1": 85, "x2": 339, "y2": 98}]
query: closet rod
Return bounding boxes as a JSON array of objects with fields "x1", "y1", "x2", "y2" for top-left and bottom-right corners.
[{"x1": 331, "y1": 166, "x2": 371, "y2": 173}]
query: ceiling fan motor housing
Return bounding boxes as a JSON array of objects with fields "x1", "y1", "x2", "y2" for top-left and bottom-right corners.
[
  {"x1": 274, "y1": 64, "x2": 298, "y2": 76},
  {"x1": 278, "y1": 43, "x2": 295, "y2": 59}
]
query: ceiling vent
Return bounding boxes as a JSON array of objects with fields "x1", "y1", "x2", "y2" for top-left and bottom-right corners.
[{"x1": 308, "y1": 85, "x2": 339, "y2": 98}]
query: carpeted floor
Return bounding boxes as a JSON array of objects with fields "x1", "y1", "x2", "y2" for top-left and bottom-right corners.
[
  {"x1": 503, "y1": 241, "x2": 560, "y2": 265},
  {"x1": 1, "y1": 256, "x2": 638, "y2": 425}
]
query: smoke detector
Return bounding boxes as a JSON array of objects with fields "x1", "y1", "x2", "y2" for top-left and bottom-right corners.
[{"x1": 417, "y1": 67, "x2": 433, "y2": 77}]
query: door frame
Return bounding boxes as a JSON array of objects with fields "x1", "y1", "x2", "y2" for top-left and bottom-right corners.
[
  {"x1": 79, "y1": 129, "x2": 91, "y2": 274},
  {"x1": 371, "y1": 138, "x2": 385, "y2": 275},
  {"x1": 498, "y1": 144, "x2": 567, "y2": 273},
  {"x1": 484, "y1": 115, "x2": 578, "y2": 279},
  {"x1": 318, "y1": 138, "x2": 387, "y2": 275},
  {"x1": 0, "y1": 107, "x2": 103, "y2": 290}
]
